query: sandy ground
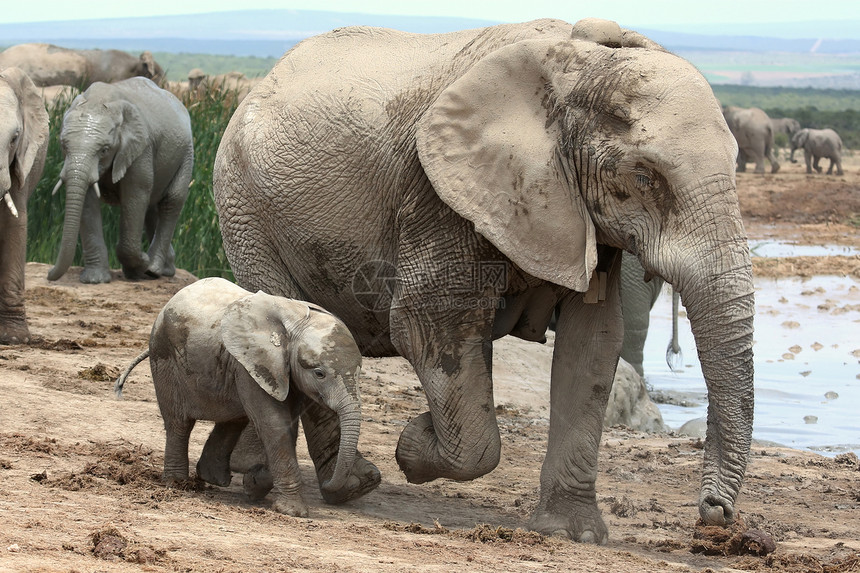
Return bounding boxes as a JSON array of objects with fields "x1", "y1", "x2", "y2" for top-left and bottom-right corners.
[{"x1": 1, "y1": 155, "x2": 859, "y2": 572}]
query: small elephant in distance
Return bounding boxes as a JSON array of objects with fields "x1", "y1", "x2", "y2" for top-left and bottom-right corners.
[
  {"x1": 48, "y1": 77, "x2": 193, "y2": 284},
  {"x1": 790, "y1": 128, "x2": 844, "y2": 176},
  {"x1": 115, "y1": 277, "x2": 380, "y2": 517}
]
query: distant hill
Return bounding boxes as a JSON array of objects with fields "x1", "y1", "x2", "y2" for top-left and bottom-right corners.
[{"x1": 1, "y1": 10, "x2": 859, "y2": 88}]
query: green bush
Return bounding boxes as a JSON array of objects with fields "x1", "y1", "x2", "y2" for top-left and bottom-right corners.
[{"x1": 27, "y1": 85, "x2": 237, "y2": 280}]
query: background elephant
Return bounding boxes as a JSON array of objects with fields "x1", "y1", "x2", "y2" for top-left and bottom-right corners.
[
  {"x1": 213, "y1": 18, "x2": 755, "y2": 543},
  {"x1": 723, "y1": 105, "x2": 780, "y2": 173},
  {"x1": 0, "y1": 68, "x2": 49, "y2": 344},
  {"x1": 48, "y1": 77, "x2": 193, "y2": 284},
  {"x1": 619, "y1": 252, "x2": 682, "y2": 378},
  {"x1": 115, "y1": 277, "x2": 371, "y2": 517},
  {"x1": 790, "y1": 128, "x2": 844, "y2": 175},
  {"x1": 0, "y1": 43, "x2": 164, "y2": 88},
  {"x1": 770, "y1": 117, "x2": 801, "y2": 138}
]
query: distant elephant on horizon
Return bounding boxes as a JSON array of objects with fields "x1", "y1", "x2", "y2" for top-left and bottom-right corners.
[
  {"x1": 47, "y1": 77, "x2": 193, "y2": 284},
  {"x1": 723, "y1": 105, "x2": 780, "y2": 174},
  {"x1": 790, "y1": 128, "x2": 844, "y2": 176},
  {"x1": 0, "y1": 43, "x2": 164, "y2": 89},
  {"x1": 0, "y1": 68, "x2": 49, "y2": 344}
]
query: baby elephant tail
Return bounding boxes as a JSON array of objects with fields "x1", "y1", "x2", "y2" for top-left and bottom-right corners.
[{"x1": 115, "y1": 349, "x2": 150, "y2": 399}]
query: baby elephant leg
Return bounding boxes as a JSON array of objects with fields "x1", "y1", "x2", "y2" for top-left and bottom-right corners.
[
  {"x1": 197, "y1": 419, "x2": 248, "y2": 487},
  {"x1": 162, "y1": 417, "x2": 196, "y2": 485}
]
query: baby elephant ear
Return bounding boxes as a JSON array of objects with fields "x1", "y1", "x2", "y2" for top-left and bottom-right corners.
[{"x1": 221, "y1": 292, "x2": 305, "y2": 401}]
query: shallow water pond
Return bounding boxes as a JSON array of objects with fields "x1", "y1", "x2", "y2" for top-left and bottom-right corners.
[{"x1": 644, "y1": 273, "x2": 860, "y2": 456}]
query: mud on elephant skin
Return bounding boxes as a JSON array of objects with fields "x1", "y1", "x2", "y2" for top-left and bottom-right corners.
[
  {"x1": 0, "y1": 43, "x2": 164, "y2": 89},
  {"x1": 214, "y1": 18, "x2": 755, "y2": 542},
  {"x1": 0, "y1": 68, "x2": 49, "y2": 344},
  {"x1": 115, "y1": 277, "x2": 381, "y2": 517},
  {"x1": 47, "y1": 77, "x2": 193, "y2": 284}
]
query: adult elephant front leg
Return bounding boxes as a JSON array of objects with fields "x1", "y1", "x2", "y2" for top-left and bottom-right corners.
[
  {"x1": 529, "y1": 251, "x2": 624, "y2": 544},
  {"x1": 116, "y1": 177, "x2": 154, "y2": 280},
  {"x1": 389, "y1": 228, "x2": 502, "y2": 483}
]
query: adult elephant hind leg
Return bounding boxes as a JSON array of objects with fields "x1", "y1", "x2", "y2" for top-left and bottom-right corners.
[{"x1": 528, "y1": 254, "x2": 624, "y2": 544}]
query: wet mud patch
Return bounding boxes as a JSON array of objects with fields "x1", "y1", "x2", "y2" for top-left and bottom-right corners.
[{"x1": 90, "y1": 526, "x2": 168, "y2": 565}]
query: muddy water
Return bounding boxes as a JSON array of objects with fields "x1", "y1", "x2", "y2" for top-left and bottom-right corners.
[{"x1": 644, "y1": 270, "x2": 860, "y2": 456}]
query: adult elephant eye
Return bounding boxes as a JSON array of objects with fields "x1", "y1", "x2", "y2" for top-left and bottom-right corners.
[
  {"x1": 313, "y1": 368, "x2": 326, "y2": 379},
  {"x1": 635, "y1": 172, "x2": 653, "y2": 191}
]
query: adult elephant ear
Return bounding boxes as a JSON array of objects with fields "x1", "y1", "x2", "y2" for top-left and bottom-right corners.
[
  {"x1": 416, "y1": 37, "x2": 598, "y2": 292},
  {"x1": 0, "y1": 67, "x2": 49, "y2": 188},
  {"x1": 109, "y1": 100, "x2": 147, "y2": 184},
  {"x1": 221, "y1": 291, "x2": 311, "y2": 401}
]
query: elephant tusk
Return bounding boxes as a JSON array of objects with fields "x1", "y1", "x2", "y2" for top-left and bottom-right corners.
[
  {"x1": 3, "y1": 192, "x2": 18, "y2": 218},
  {"x1": 92, "y1": 182, "x2": 101, "y2": 198},
  {"x1": 51, "y1": 179, "x2": 62, "y2": 196}
]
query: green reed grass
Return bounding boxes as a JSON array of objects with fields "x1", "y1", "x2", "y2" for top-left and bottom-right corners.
[{"x1": 26, "y1": 85, "x2": 238, "y2": 280}]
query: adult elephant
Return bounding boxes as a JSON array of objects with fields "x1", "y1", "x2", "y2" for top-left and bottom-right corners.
[
  {"x1": 723, "y1": 105, "x2": 780, "y2": 174},
  {"x1": 213, "y1": 18, "x2": 755, "y2": 543},
  {"x1": 790, "y1": 128, "x2": 844, "y2": 176},
  {"x1": 0, "y1": 43, "x2": 164, "y2": 88},
  {"x1": 0, "y1": 68, "x2": 49, "y2": 344},
  {"x1": 48, "y1": 77, "x2": 193, "y2": 284}
]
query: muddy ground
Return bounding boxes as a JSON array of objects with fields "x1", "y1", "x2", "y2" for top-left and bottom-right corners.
[{"x1": 1, "y1": 155, "x2": 859, "y2": 572}]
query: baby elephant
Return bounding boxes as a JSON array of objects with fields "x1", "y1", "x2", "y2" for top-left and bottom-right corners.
[{"x1": 115, "y1": 277, "x2": 364, "y2": 517}]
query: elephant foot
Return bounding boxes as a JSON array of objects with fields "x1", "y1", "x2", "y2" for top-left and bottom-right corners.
[
  {"x1": 80, "y1": 266, "x2": 112, "y2": 284},
  {"x1": 0, "y1": 318, "x2": 30, "y2": 345},
  {"x1": 528, "y1": 498, "x2": 609, "y2": 545},
  {"x1": 699, "y1": 494, "x2": 736, "y2": 526},
  {"x1": 146, "y1": 256, "x2": 175, "y2": 278},
  {"x1": 395, "y1": 411, "x2": 499, "y2": 484},
  {"x1": 319, "y1": 456, "x2": 381, "y2": 505},
  {"x1": 243, "y1": 464, "x2": 274, "y2": 500},
  {"x1": 196, "y1": 457, "x2": 233, "y2": 487},
  {"x1": 272, "y1": 494, "x2": 309, "y2": 518}
]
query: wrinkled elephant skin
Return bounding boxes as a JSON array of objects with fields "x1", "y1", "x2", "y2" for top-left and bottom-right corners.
[{"x1": 213, "y1": 18, "x2": 756, "y2": 542}]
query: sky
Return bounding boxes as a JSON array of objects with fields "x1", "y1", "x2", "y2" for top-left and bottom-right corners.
[{"x1": 1, "y1": 0, "x2": 858, "y2": 28}]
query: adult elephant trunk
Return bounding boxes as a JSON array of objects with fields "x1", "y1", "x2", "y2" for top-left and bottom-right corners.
[
  {"x1": 318, "y1": 382, "x2": 362, "y2": 494},
  {"x1": 666, "y1": 218, "x2": 755, "y2": 526},
  {"x1": 47, "y1": 172, "x2": 93, "y2": 281}
]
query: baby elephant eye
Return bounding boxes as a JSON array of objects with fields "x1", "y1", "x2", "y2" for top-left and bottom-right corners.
[
  {"x1": 99, "y1": 145, "x2": 111, "y2": 156},
  {"x1": 313, "y1": 368, "x2": 326, "y2": 379}
]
